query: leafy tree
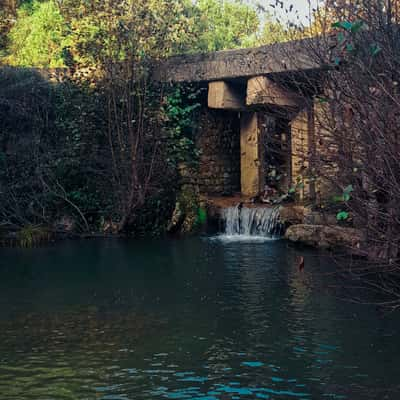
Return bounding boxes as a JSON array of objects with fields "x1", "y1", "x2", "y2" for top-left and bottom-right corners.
[
  {"x1": 2, "y1": 0, "x2": 289, "y2": 68},
  {"x1": 0, "y1": 1, "x2": 17, "y2": 57},
  {"x1": 56, "y1": 0, "x2": 197, "y2": 68},
  {"x1": 0, "y1": 0, "x2": 200, "y2": 235},
  {"x1": 193, "y1": 0, "x2": 260, "y2": 51},
  {"x1": 6, "y1": 0, "x2": 68, "y2": 67},
  {"x1": 55, "y1": 0, "x2": 201, "y2": 232},
  {"x1": 257, "y1": 18, "x2": 293, "y2": 45}
]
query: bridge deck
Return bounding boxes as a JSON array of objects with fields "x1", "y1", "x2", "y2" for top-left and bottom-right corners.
[{"x1": 153, "y1": 37, "x2": 325, "y2": 83}]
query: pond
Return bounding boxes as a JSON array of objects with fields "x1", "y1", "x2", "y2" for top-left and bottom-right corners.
[{"x1": 0, "y1": 237, "x2": 399, "y2": 399}]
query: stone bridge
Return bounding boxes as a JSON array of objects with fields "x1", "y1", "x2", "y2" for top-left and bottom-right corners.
[{"x1": 154, "y1": 37, "x2": 332, "y2": 200}]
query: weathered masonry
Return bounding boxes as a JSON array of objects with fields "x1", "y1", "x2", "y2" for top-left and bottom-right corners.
[{"x1": 154, "y1": 38, "x2": 332, "y2": 200}]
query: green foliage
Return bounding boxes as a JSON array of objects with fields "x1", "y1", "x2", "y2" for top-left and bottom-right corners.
[
  {"x1": 317, "y1": 96, "x2": 329, "y2": 104},
  {"x1": 288, "y1": 176, "x2": 306, "y2": 196},
  {"x1": 336, "y1": 211, "x2": 349, "y2": 221},
  {"x1": 331, "y1": 21, "x2": 353, "y2": 31},
  {"x1": 331, "y1": 19, "x2": 383, "y2": 67},
  {"x1": 131, "y1": 192, "x2": 177, "y2": 237},
  {"x1": 6, "y1": 0, "x2": 68, "y2": 67},
  {"x1": 17, "y1": 225, "x2": 51, "y2": 247},
  {"x1": 0, "y1": 67, "x2": 113, "y2": 232},
  {"x1": 257, "y1": 19, "x2": 293, "y2": 45},
  {"x1": 177, "y1": 184, "x2": 200, "y2": 233},
  {"x1": 196, "y1": 207, "x2": 207, "y2": 226},
  {"x1": 370, "y1": 43, "x2": 382, "y2": 57},
  {"x1": 332, "y1": 20, "x2": 364, "y2": 33},
  {"x1": 3, "y1": 0, "x2": 198, "y2": 67},
  {"x1": 190, "y1": 0, "x2": 260, "y2": 52},
  {"x1": 343, "y1": 185, "x2": 354, "y2": 201},
  {"x1": 164, "y1": 86, "x2": 202, "y2": 166},
  {"x1": 58, "y1": 0, "x2": 199, "y2": 68},
  {"x1": 2, "y1": 0, "x2": 290, "y2": 68},
  {"x1": 332, "y1": 186, "x2": 352, "y2": 223},
  {"x1": 332, "y1": 185, "x2": 353, "y2": 203}
]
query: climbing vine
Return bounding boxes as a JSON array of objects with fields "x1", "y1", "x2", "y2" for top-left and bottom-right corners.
[{"x1": 164, "y1": 85, "x2": 203, "y2": 167}]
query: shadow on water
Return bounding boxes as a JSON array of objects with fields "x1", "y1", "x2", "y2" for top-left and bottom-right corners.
[{"x1": 0, "y1": 238, "x2": 399, "y2": 399}]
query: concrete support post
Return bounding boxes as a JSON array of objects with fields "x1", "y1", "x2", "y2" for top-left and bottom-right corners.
[
  {"x1": 240, "y1": 112, "x2": 265, "y2": 197},
  {"x1": 291, "y1": 106, "x2": 316, "y2": 201}
]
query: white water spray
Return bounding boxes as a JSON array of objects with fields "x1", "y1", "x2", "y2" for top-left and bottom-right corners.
[{"x1": 220, "y1": 205, "x2": 282, "y2": 240}]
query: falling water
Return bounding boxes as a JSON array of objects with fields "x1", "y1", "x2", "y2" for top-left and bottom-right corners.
[{"x1": 221, "y1": 205, "x2": 283, "y2": 240}]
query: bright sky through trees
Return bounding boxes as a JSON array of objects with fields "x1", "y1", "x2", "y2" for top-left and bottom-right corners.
[{"x1": 253, "y1": 0, "x2": 323, "y2": 26}]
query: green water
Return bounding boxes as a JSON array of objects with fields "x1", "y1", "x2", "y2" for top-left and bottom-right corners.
[{"x1": 0, "y1": 238, "x2": 398, "y2": 399}]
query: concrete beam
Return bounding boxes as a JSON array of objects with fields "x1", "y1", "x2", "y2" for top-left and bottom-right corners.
[
  {"x1": 208, "y1": 81, "x2": 244, "y2": 110},
  {"x1": 246, "y1": 76, "x2": 301, "y2": 108},
  {"x1": 153, "y1": 37, "x2": 324, "y2": 83}
]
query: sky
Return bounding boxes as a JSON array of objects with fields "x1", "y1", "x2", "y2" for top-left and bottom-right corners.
[{"x1": 250, "y1": 0, "x2": 323, "y2": 26}]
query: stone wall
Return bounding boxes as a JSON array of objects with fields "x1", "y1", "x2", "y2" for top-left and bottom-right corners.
[
  {"x1": 314, "y1": 102, "x2": 339, "y2": 199},
  {"x1": 291, "y1": 108, "x2": 311, "y2": 200},
  {"x1": 290, "y1": 103, "x2": 341, "y2": 201},
  {"x1": 196, "y1": 108, "x2": 241, "y2": 196}
]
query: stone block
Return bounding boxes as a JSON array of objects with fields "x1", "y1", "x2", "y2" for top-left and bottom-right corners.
[
  {"x1": 208, "y1": 81, "x2": 245, "y2": 110},
  {"x1": 247, "y1": 76, "x2": 302, "y2": 108}
]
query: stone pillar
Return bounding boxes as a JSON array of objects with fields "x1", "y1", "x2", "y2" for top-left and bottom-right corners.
[
  {"x1": 291, "y1": 107, "x2": 316, "y2": 200},
  {"x1": 314, "y1": 101, "x2": 338, "y2": 199},
  {"x1": 240, "y1": 112, "x2": 265, "y2": 197}
]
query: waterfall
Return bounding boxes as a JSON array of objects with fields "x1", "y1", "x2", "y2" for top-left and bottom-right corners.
[{"x1": 221, "y1": 205, "x2": 282, "y2": 239}]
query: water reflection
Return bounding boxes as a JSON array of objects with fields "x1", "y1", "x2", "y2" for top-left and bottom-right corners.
[{"x1": 0, "y1": 238, "x2": 398, "y2": 399}]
